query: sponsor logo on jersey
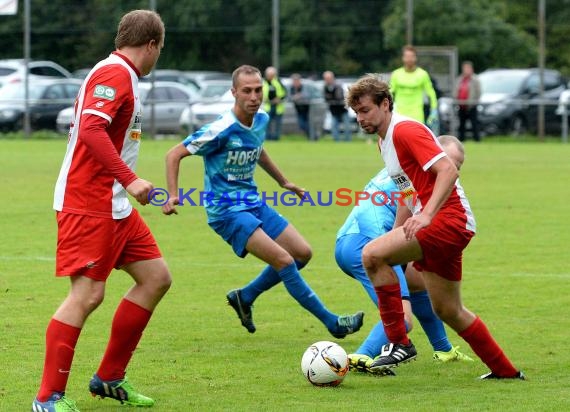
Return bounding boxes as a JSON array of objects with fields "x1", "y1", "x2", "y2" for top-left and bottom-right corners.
[
  {"x1": 226, "y1": 147, "x2": 262, "y2": 166},
  {"x1": 95, "y1": 101, "x2": 105, "y2": 108},
  {"x1": 93, "y1": 84, "x2": 116, "y2": 101},
  {"x1": 130, "y1": 113, "x2": 143, "y2": 141},
  {"x1": 228, "y1": 137, "x2": 243, "y2": 148}
]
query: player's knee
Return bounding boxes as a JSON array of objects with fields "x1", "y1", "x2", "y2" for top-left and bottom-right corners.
[
  {"x1": 432, "y1": 301, "x2": 461, "y2": 324},
  {"x1": 146, "y1": 266, "x2": 172, "y2": 297},
  {"x1": 273, "y1": 252, "x2": 295, "y2": 271},
  {"x1": 77, "y1": 290, "x2": 104, "y2": 313},
  {"x1": 361, "y1": 244, "x2": 382, "y2": 272},
  {"x1": 155, "y1": 269, "x2": 172, "y2": 296},
  {"x1": 294, "y1": 245, "x2": 312, "y2": 265}
]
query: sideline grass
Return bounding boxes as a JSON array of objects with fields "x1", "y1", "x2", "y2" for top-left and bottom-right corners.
[{"x1": 1, "y1": 138, "x2": 569, "y2": 411}]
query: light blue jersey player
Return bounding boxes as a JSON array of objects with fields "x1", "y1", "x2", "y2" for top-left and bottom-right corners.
[
  {"x1": 335, "y1": 165, "x2": 473, "y2": 374},
  {"x1": 163, "y1": 65, "x2": 364, "y2": 338}
]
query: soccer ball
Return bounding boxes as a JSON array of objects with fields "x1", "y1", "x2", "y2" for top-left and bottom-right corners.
[{"x1": 301, "y1": 341, "x2": 349, "y2": 386}]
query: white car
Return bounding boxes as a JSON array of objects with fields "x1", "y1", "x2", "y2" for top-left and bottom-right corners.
[
  {"x1": 56, "y1": 81, "x2": 198, "y2": 135},
  {"x1": 0, "y1": 59, "x2": 71, "y2": 89}
]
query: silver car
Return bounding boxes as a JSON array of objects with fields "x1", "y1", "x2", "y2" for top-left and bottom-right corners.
[{"x1": 57, "y1": 81, "x2": 198, "y2": 135}]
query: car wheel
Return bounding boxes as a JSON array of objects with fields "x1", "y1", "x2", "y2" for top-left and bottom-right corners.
[{"x1": 510, "y1": 114, "x2": 527, "y2": 136}]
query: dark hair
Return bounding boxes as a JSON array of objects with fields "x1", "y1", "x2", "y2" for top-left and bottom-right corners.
[
  {"x1": 232, "y1": 65, "x2": 262, "y2": 87},
  {"x1": 346, "y1": 73, "x2": 394, "y2": 111},
  {"x1": 115, "y1": 10, "x2": 165, "y2": 49},
  {"x1": 402, "y1": 44, "x2": 417, "y2": 55}
]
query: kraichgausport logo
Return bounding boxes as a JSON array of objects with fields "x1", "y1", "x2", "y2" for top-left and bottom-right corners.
[{"x1": 147, "y1": 188, "x2": 418, "y2": 208}]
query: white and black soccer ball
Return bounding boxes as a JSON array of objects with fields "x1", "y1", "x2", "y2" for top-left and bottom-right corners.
[{"x1": 301, "y1": 341, "x2": 349, "y2": 387}]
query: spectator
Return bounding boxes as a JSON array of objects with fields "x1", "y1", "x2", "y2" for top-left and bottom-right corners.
[
  {"x1": 263, "y1": 66, "x2": 287, "y2": 140},
  {"x1": 390, "y1": 45, "x2": 438, "y2": 131},
  {"x1": 323, "y1": 70, "x2": 351, "y2": 141},
  {"x1": 289, "y1": 73, "x2": 314, "y2": 140},
  {"x1": 454, "y1": 61, "x2": 481, "y2": 142}
]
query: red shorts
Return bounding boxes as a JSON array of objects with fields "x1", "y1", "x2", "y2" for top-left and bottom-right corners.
[
  {"x1": 55, "y1": 208, "x2": 162, "y2": 281},
  {"x1": 413, "y1": 211, "x2": 474, "y2": 281}
]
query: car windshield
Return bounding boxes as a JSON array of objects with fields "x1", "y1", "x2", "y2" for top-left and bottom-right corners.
[
  {"x1": 219, "y1": 89, "x2": 235, "y2": 102},
  {"x1": 479, "y1": 71, "x2": 528, "y2": 95},
  {"x1": 0, "y1": 83, "x2": 45, "y2": 100},
  {"x1": 0, "y1": 67, "x2": 17, "y2": 76},
  {"x1": 201, "y1": 84, "x2": 231, "y2": 99}
]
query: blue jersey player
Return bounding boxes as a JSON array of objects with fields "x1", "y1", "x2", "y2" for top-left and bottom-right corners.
[
  {"x1": 163, "y1": 65, "x2": 364, "y2": 338},
  {"x1": 335, "y1": 136, "x2": 473, "y2": 374}
]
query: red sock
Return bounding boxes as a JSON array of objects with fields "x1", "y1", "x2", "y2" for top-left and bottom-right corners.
[
  {"x1": 459, "y1": 316, "x2": 518, "y2": 377},
  {"x1": 374, "y1": 284, "x2": 410, "y2": 345},
  {"x1": 37, "y1": 319, "x2": 81, "y2": 402},
  {"x1": 96, "y1": 299, "x2": 152, "y2": 381}
]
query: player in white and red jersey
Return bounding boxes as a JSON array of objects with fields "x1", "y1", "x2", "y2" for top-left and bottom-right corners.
[
  {"x1": 346, "y1": 74, "x2": 524, "y2": 380},
  {"x1": 32, "y1": 10, "x2": 171, "y2": 412}
]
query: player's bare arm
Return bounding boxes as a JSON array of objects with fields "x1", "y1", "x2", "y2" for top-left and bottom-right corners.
[
  {"x1": 163, "y1": 143, "x2": 191, "y2": 215},
  {"x1": 258, "y1": 148, "x2": 305, "y2": 198},
  {"x1": 402, "y1": 156, "x2": 458, "y2": 240},
  {"x1": 393, "y1": 203, "x2": 413, "y2": 229}
]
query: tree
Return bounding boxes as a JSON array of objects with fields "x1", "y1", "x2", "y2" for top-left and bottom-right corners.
[{"x1": 382, "y1": 0, "x2": 537, "y2": 72}]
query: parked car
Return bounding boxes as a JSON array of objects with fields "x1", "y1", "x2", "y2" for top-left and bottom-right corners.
[
  {"x1": 179, "y1": 78, "x2": 328, "y2": 137},
  {"x1": 198, "y1": 79, "x2": 232, "y2": 102},
  {"x1": 0, "y1": 78, "x2": 81, "y2": 132},
  {"x1": 140, "y1": 69, "x2": 201, "y2": 94},
  {"x1": 56, "y1": 81, "x2": 197, "y2": 135},
  {"x1": 71, "y1": 68, "x2": 92, "y2": 79},
  {"x1": 184, "y1": 70, "x2": 232, "y2": 86},
  {"x1": 0, "y1": 59, "x2": 71, "y2": 89},
  {"x1": 477, "y1": 68, "x2": 567, "y2": 135}
]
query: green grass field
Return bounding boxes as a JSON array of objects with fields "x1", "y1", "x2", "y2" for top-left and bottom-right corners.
[{"x1": 1, "y1": 137, "x2": 570, "y2": 411}]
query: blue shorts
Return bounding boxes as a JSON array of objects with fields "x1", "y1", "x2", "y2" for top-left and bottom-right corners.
[
  {"x1": 335, "y1": 233, "x2": 410, "y2": 299},
  {"x1": 208, "y1": 204, "x2": 289, "y2": 258}
]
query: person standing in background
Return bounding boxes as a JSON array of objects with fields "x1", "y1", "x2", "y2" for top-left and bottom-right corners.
[
  {"x1": 263, "y1": 66, "x2": 287, "y2": 140},
  {"x1": 289, "y1": 73, "x2": 314, "y2": 140},
  {"x1": 323, "y1": 70, "x2": 352, "y2": 142},
  {"x1": 390, "y1": 45, "x2": 439, "y2": 131},
  {"x1": 454, "y1": 61, "x2": 481, "y2": 142}
]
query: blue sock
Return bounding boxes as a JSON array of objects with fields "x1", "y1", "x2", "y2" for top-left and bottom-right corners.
[
  {"x1": 278, "y1": 262, "x2": 338, "y2": 330},
  {"x1": 240, "y1": 260, "x2": 307, "y2": 305},
  {"x1": 410, "y1": 291, "x2": 452, "y2": 352},
  {"x1": 355, "y1": 320, "x2": 410, "y2": 358}
]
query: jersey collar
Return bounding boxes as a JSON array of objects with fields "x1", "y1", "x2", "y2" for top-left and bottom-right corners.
[{"x1": 112, "y1": 51, "x2": 141, "y2": 77}]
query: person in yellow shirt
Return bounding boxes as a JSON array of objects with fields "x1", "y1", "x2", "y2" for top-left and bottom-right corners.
[
  {"x1": 390, "y1": 45, "x2": 438, "y2": 131},
  {"x1": 263, "y1": 66, "x2": 287, "y2": 140}
]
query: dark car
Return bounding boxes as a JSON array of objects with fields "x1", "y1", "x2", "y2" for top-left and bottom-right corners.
[
  {"x1": 0, "y1": 79, "x2": 81, "y2": 132},
  {"x1": 478, "y1": 68, "x2": 567, "y2": 135}
]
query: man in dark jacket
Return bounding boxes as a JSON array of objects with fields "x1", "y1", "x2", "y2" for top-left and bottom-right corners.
[{"x1": 323, "y1": 71, "x2": 351, "y2": 141}]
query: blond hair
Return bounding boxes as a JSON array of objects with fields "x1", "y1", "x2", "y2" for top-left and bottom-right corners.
[
  {"x1": 438, "y1": 135, "x2": 465, "y2": 154},
  {"x1": 232, "y1": 65, "x2": 262, "y2": 87}
]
